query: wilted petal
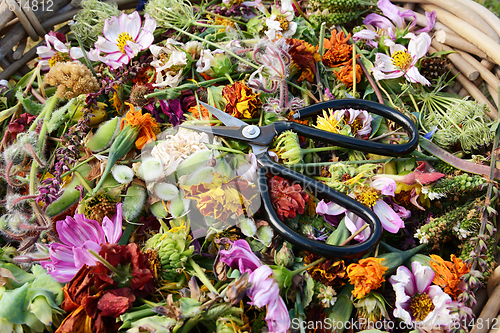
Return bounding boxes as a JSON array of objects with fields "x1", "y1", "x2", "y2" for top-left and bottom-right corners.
[
  {"x1": 316, "y1": 200, "x2": 347, "y2": 216},
  {"x1": 219, "y1": 239, "x2": 262, "y2": 273},
  {"x1": 371, "y1": 178, "x2": 397, "y2": 196},
  {"x1": 415, "y1": 11, "x2": 436, "y2": 33},
  {"x1": 364, "y1": 13, "x2": 395, "y2": 30},
  {"x1": 73, "y1": 241, "x2": 101, "y2": 268},
  {"x1": 378, "y1": 0, "x2": 405, "y2": 28},
  {"x1": 345, "y1": 213, "x2": 371, "y2": 242},
  {"x1": 69, "y1": 47, "x2": 84, "y2": 60},
  {"x1": 373, "y1": 200, "x2": 404, "y2": 233},
  {"x1": 103, "y1": 203, "x2": 123, "y2": 244},
  {"x1": 248, "y1": 266, "x2": 279, "y2": 308},
  {"x1": 411, "y1": 261, "x2": 435, "y2": 294},
  {"x1": 406, "y1": 66, "x2": 431, "y2": 86},
  {"x1": 57, "y1": 215, "x2": 105, "y2": 248},
  {"x1": 266, "y1": 297, "x2": 291, "y2": 333},
  {"x1": 408, "y1": 33, "x2": 431, "y2": 62},
  {"x1": 353, "y1": 29, "x2": 379, "y2": 42}
]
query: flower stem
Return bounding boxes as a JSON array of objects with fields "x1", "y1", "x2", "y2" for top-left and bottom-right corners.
[
  {"x1": 60, "y1": 149, "x2": 109, "y2": 178},
  {"x1": 341, "y1": 224, "x2": 368, "y2": 246},
  {"x1": 167, "y1": 25, "x2": 259, "y2": 70},
  {"x1": 138, "y1": 298, "x2": 161, "y2": 307},
  {"x1": 224, "y1": 73, "x2": 234, "y2": 84},
  {"x1": 206, "y1": 143, "x2": 245, "y2": 154},
  {"x1": 301, "y1": 146, "x2": 346, "y2": 154},
  {"x1": 287, "y1": 80, "x2": 319, "y2": 103},
  {"x1": 89, "y1": 249, "x2": 124, "y2": 277},
  {"x1": 188, "y1": 257, "x2": 219, "y2": 295},
  {"x1": 292, "y1": 257, "x2": 326, "y2": 275},
  {"x1": 289, "y1": 156, "x2": 439, "y2": 168},
  {"x1": 73, "y1": 170, "x2": 92, "y2": 193}
]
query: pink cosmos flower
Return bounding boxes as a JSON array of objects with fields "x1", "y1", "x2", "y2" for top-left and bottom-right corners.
[
  {"x1": 333, "y1": 108, "x2": 374, "y2": 137},
  {"x1": 389, "y1": 261, "x2": 457, "y2": 329},
  {"x1": 372, "y1": 33, "x2": 432, "y2": 86},
  {"x1": 218, "y1": 240, "x2": 291, "y2": 333},
  {"x1": 316, "y1": 177, "x2": 405, "y2": 241},
  {"x1": 352, "y1": 0, "x2": 435, "y2": 48},
  {"x1": 41, "y1": 204, "x2": 123, "y2": 282},
  {"x1": 36, "y1": 32, "x2": 84, "y2": 71},
  {"x1": 88, "y1": 12, "x2": 156, "y2": 69}
]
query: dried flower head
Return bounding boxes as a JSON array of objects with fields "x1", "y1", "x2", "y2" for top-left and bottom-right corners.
[
  {"x1": 286, "y1": 38, "x2": 321, "y2": 83},
  {"x1": 45, "y1": 62, "x2": 99, "y2": 99},
  {"x1": 222, "y1": 81, "x2": 262, "y2": 119},
  {"x1": 268, "y1": 175, "x2": 309, "y2": 220},
  {"x1": 335, "y1": 61, "x2": 363, "y2": 88},
  {"x1": 322, "y1": 29, "x2": 352, "y2": 68},
  {"x1": 347, "y1": 257, "x2": 388, "y2": 299},
  {"x1": 430, "y1": 254, "x2": 470, "y2": 300},
  {"x1": 121, "y1": 105, "x2": 160, "y2": 149},
  {"x1": 304, "y1": 253, "x2": 347, "y2": 288}
]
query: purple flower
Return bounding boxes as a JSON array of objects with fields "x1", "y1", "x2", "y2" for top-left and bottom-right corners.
[
  {"x1": 389, "y1": 261, "x2": 457, "y2": 329},
  {"x1": 218, "y1": 239, "x2": 262, "y2": 274},
  {"x1": 159, "y1": 99, "x2": 184, "y2": 126},
  {"x1": 88, "y1": 12, "x2": 156, "y2": 69},
  {"x1": 218, "y1": 240, "x2": 290, "y2": 333},
  {"x1": 41, "y1": 204, "x2": 123, "y2": 282},
  {"x1": 365, "y1": 0, "x2": 417, "y2": 31}
]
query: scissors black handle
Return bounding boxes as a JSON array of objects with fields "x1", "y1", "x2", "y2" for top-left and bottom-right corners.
[
  {"x1": 257, "y1": 153, "x2": 382, "y2": 259},
  {"x1": 288, "y1": 99, "x2": 418, "y2": 156}
]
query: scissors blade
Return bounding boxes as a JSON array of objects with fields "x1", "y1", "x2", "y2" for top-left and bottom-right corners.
[
  {"x1": 181, "y1": 125, "x2": 247, "y2": 142},
  {"x1": 198, "y1": 101, "x2": 247, "y2": 127}
]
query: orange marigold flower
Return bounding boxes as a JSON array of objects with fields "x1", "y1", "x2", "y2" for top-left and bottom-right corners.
[
  {"x1": 286, "y1": 38, "x2": 321, "y2": 83},
  {"x1": 222, "y1": 81, "x2": 262, "y2": 119},
  {"x1": 120, "y1": 104, "x2": 159, "y2": 149},
  {"x1": 347, "y1": 257, "x2": 387, "y2": 299},
  {"x1": 430, "y1": 254, "x2": 470, "y2": 300},
  {"x1": 335, "y1": 60, "x2": 363, "y2": 88},
  {"x1": 322, "y1": 29, "x2": 353, "y2": 68}
]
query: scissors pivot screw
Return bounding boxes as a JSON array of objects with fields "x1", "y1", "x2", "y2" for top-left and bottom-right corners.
[{"x1": 242, "y1": 125, "x2": 260, "y2": 139}]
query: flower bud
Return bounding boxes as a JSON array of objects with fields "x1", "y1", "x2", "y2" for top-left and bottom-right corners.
[{"x1": 274, "y1": 243, "x2": 295, "y2": 268}]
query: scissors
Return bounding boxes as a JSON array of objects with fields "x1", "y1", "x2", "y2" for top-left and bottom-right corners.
[{"x1": 183, "y1": 99, "x2": 418, "y2": 258}]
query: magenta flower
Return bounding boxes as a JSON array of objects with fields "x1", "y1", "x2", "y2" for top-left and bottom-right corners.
[
  {"x1": 373, "y1": 161, "x2": 445, "y2": 186},
  {"x1": 41, "y1": 204, "x2": 123, "y2": 282},
  {"x1": 389, "y1": 261, "x2": 457, "y2": 329},
  {"x1": 88, "y1": 12, "x2": 156, "y2": 69},
  {"x1": 36, "y1": 32, "x2": 84, "y2": 71},
  {"x1": 218, "y1": 240, "x2": 291, "y2": 333},
  {"x1": 316, "y1": 177, "x2": 406, "y2": 241}
]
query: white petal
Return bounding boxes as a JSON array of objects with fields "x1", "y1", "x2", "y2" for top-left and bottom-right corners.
[
  {"x1": 411, "y1": 261, "x2": 435, "y2": 294},
  {"x1": 136, "y1": 30, "x2": 154, "y2": 50},
  {"x1": 120, "y1": 11, "x2": 141, "y2": 40},
  {"x1": 103, "y1": 16, "x2": 121, "y2": 43},
  {"x1": 389, "y1": 44, "x2": 406, "y2": 55},
  {"x1": 373, "y1": 200, "x2": 404, "y2": 233},
  {"x1": 69, "y1": 47, "x2": 84, "y2": 60},
  {"x1": 37, "y1": 46, "x2": 55, "y2": 58},
  {"x1": 406, "y1": 66, "x2": 431, "y2": 86},
  {"x1": 149, "y1": 45, "x2": 164, "y2": 58},
  {"x1": 142, "y1": 13, "x2": 157, "y2": 33},
  {"x1": 95, "y1": 36, "x2": 120, "y2": 53},
  {"x1": 408, "y1": 33, "x2": 431, "y2": 61}
]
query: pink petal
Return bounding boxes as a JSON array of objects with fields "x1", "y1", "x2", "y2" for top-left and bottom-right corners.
[
  {"x1": 102, "y1": 203, "x2": 123, "y2": 244},
  {"x1": 316, "y1": 200, "x2": 347, "y2": 216},
  {"x1": 408, "y1": 33, "x2": 431, "y2": 61},
  {"x1": 142, "y1": 13, "x2": 157, "y2": 33},
  {"x1": 363, "y1": 13, "x2": 395, "y2": 30},
  {"x1": 69, "y1": 47, "x2": 84, "y2": 60},
  {"x1": 265, "y1": 297, "x2": 291, "y2": 333},
  {"x1": 73, "y1": 241, "x2": 101, "y2": 268},
  {"x1": 411, "y1": 261, "x2": 435, "y2": 294},
  {"x1": 136, "y1": 30, "x2": 155, "y2": 50},
  {"x1": 378, "y1": 0, "x2": 405, "y2": 28},
  {"x1": 36, "y1": 46, "x2": 55, "y2": 59},
  {"x1": 345, "y1": 213, "x2": 371, "y2": 242},
  {"x1": 371, "y1": 177, "x2": 397, "y2": 196},
  {"x1": 406, "y1": 66, "x2": 431, "y2": 86},
  {"x1": 49, "y1": 243, "x2": 74, "y2": 263},
  {"x1": 373, "y1": 200, "x2": 404, "y2": 233}
]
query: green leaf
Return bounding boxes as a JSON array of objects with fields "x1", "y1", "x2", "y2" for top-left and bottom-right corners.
[
  {"x1": 247, "y1": 17, "x2": 264, "y2": 34},
  {"x1": 326, "y1": 218, "x2": 349, "y2": 246},
  {"x1": 326, "y1": 284, "x2": 354, "y2": 333},
  {"x1": 26, "y1": 288, "x2": 62, "y2": 311},
  {"x1": 396, "y1": 157, "x2": 416, "y2": 174},
  {"x1": 30, "y1": 265, "x2": 64, "y2": 305},
  {"x1": 429, "y1": 50, "x2": 457, "y2": 58},
  {"x1": 0, "y1": 283, "x2": 28, "y2": 324},
  {"x1": 363, "y1": 85, "x2": 375, "y2": 100},
  {"x1": 0, "y1": 263, "x2": 34, "y2": 288},
  {"x1": 302, "y1": 273, "x2": 315, "y2": 309},
  {"x1": 29, "y1": 296, "x2": 53, "y2": 326},
  {"x1": 14, "y1": 69, "x2": 36, "y2": 93},
  {"x1": 22, "y1": 311, "x2": 45, "y2": 332},
  {"x1": 180, "y1": 298, "x2": 202, "y2": 319},
  {"x1": 370, "y1": 115, "x2": 386, "y2": 139}
]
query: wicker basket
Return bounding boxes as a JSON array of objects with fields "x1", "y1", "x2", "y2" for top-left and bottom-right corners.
[
  {"x1": 0, "y1": 0, "x2": 138, "y2": 80},
  {"x1": 1, "y1": 0, "x2": 500, "y2": 331}
]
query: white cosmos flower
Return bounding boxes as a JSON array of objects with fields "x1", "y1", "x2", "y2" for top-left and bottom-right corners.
[
  {"x1": 264, "y1": 0, "x2": 297, "y2": 40},
  {"x1": 371, "y1": 32, "x2": 431, "y2": 86},
  {"x1": 36, "y1": 34, "x2": 84, "y2": 71},
  {"x1": 150, "y1": 42, "x2": 187, "y2": 88}
]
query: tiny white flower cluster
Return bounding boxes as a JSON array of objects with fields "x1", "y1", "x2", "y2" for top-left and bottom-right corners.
[
  {"x1": 414, "y1": 229, "x2": 430, "y2": 244},
  {"x1": 452, "y1": 224, "x2": 470, "y2": 240},
  {"x1": 318, "y1": 286, "x2": 337, "y2": 308},
  {"x1": 421, "y1": 186, "x2": 445, "y2": 201}
]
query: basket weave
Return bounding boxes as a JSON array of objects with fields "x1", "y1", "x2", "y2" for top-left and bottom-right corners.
[
  {"x1": 1, "y1": 0, "x2": 500, "y2": 331},
  {"x1": 0, "y1": 0, "x2": 138, "y2": 80}
]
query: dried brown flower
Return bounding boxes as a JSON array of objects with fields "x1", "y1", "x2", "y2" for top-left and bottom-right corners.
[
  {"x1": 334, "y1": 60, "x2": 362, "y2": 88},
  {"x1": 304, "y1": 253, "x2": 346, "y2": 288},
  {"x1": 322, "y1": 29, "x2": 353, "y2": 68},
  {"x1": 286, "y1": 38, "x2": 321, "y2": 83},
  {"x1": 45, "y1": 61, "x2": 99, "y2": 99}
]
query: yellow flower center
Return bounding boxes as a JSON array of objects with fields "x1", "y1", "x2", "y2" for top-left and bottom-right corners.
[
  {"x1": 314, "y1": 109, "x2": 341, "y2": 133},
  {"x1": 410, "y1": 293, "x2": 435, "y2": 322},
  {"x1": 158, "y1": 52, "x2": 171, "y2": 66},
  {"x1": 117, "y1": 32, "x2": 135, "y2": 54},
  {"x1": 356, "y1": 186, "x2": 380, "y2": 207},
  {"x1": 392, "y1": 50, "x2": 412, "y2": 70},
  {"x1": 349, "y1": 117, "x2": 363, "y2": 135},
  {"x1": 277, "y1": 15, "x2": 289, "y2": 31},
  {"x1": 48, "y1": 52, "x2": 70, "y2": 67}
]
